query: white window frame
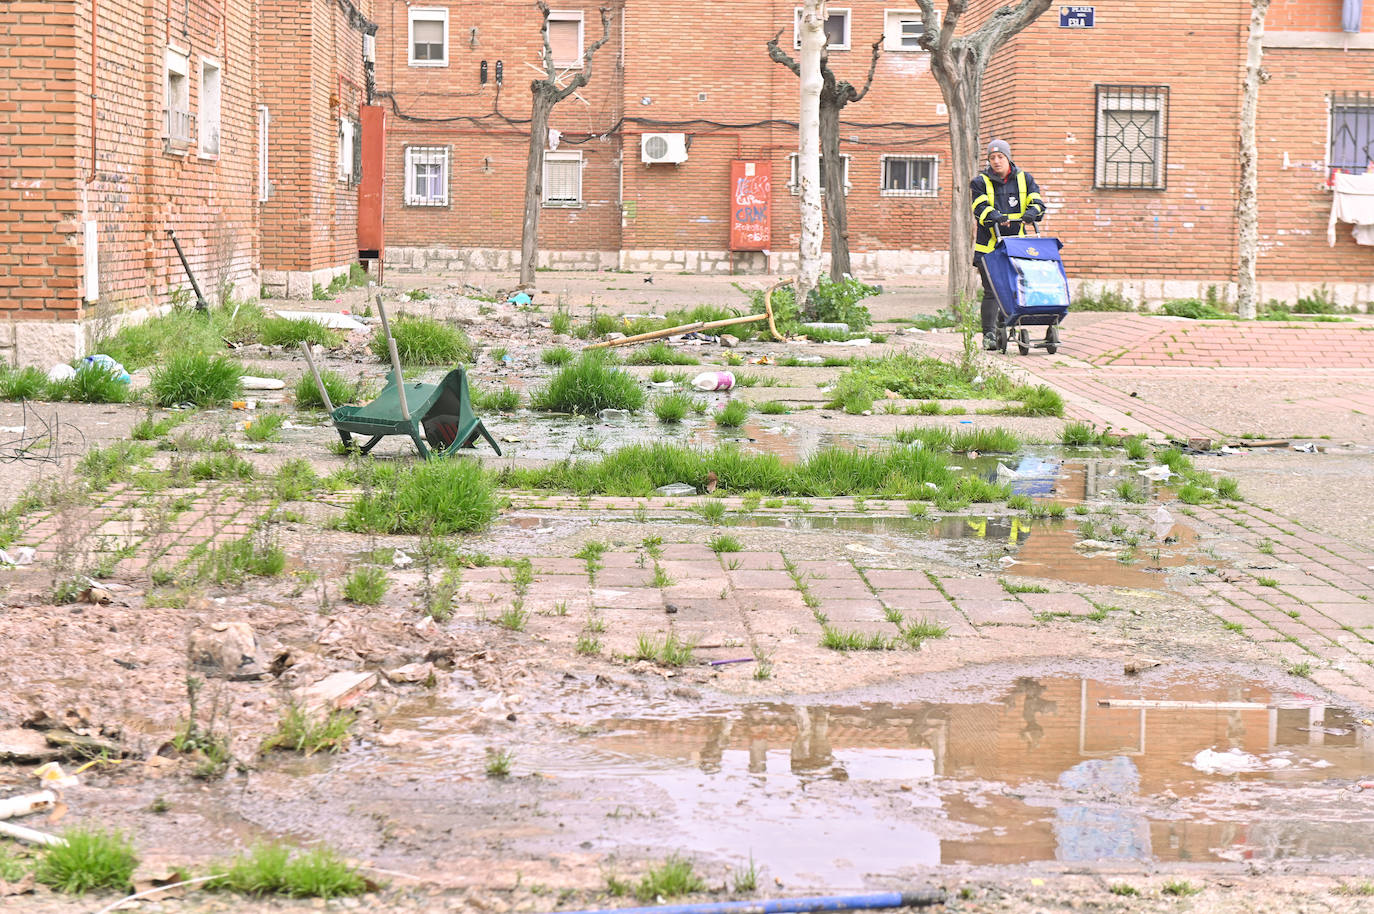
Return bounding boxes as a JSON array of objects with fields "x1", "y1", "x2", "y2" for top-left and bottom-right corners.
[
  {"x1": 546, "y1": 9, "x2": 585, "y2": 68},
  {"x1": 257, "y1": 105, "x2": 271, "y2": 201},
  {"x1": 542, "y1": 150, "x2": 583, "y2": 207},
  {"x1": 164, "y1": 46, "x2": 190, "y2": 151},
  {"x1": 404, "y1": 146, "x2": 450, "y2": 206},
  {"x1": 198, "y1": 56, "x2": 221, "y2": 158},
  {"x1": 793, "y1": 7, "x2": 852, "y2": 51},
  {"x1": 880, "y1": 153, "x2": 938, "y2": 196},
  {"x1": 337, "y1": 118, "x2": 355, "y2": 183},
  {"x1": 408, "y1": 7, "x2": 449, "y2": 67},
  {"x1": 788, "y1": 152, "x2": 851, "y2": 195},
  {"x1": 884, "y1": 9, "x2": 934, "y2": 51}
]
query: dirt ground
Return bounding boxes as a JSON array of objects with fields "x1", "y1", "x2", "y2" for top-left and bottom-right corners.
[{"x1": 2, "y1": 270, "x2": 1373, "y2": 914}]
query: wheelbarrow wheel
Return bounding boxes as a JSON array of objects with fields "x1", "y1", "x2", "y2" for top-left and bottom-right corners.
[
  {"x1": 1017, "y1": 328, "x2": 1031, "y2": 356},
  {"x1": 996, "y1": 312, "x2": 1009, "y2": 354},
  {"x1": 1045, "y1": 324, "x2": 1060, "y2": 355}
]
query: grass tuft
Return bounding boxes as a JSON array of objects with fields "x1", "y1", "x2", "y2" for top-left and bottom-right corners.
[
  {"x1": 715, "y1": 399, "x2": 749, "y2": 428},
  {"x1": 636, "y1": 855, "x2": 706, "y2": 902},
  {"x1": 624, "y1": 341, "x2": 699, "y2": 366},
  {"x1": 35, "y1": 828, "x2": 138, "y2": 894},
  {"x1": 343, "y1": 459, "x2": 499, "y2": 535},
  {"x1": 261, "y1": 704, "x2": 354, "y2": 755},
  {"x1": 343, "y1": 565, "x2": 388, "y2": 604},
  {"x1": 372, "y1": 315, "x2": 472, "y2": 364},
  {"x1": 208, "y1": 843, "x2": 366, "y2": 898},
  {"x1": 150, "y1": 352, "x2": 243, "y2": 407},
  {"x1": 709, "y1": 534, "x2": 743, "y2": 553},
  {"x1": 531, "y1": 353, "x2": 645, "y2": 415},
  {"x1": 654, "y1": 392, "x2": 693, "y2": 423}
]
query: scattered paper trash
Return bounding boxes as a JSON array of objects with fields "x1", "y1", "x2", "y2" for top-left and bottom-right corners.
[
  {"x1": 33, "y1": 762, "x2": 78, "y2": 789},
  {"x1": 241, "y1": 376, "x2": 286, "y2": 391},
  {"x1": 844, "y1": 543, "x2": 892, "y2": 556},
  {"x1": 272, "y1": 309, "x2": 368, "y2": 332},
  {"x1": 46, "y1": 364, "x2": 76, "y2": 382},
  {"x1": 1292, "y1": 442, "x2": 1318, "y2": 453},
  {"x1": 824, "y1": 337, "x2": 871, "y2": 346},
  {"x1": 692, "y1": 371, "x2": 735, "y2": 391},
  {"x1": 598, "y1": 408, "x2": 632, "y2": 421},
  {"x1": 1152, "y1": 505, "x2": 1174, "y2": 539},
  {"x1": 654, "y1": 482, "x2": 697, "y2": 497},
  {"x1": 230, "y1": 399, "x2": 257, "y2": 410},
  {"x1": 0, "y1": 547, "x2": 35, "y2": 567},
  {"x1": 1139, "y1": 465, "x2": 1173, "y2": 481},
  {"x1": 392, "y1": 548, "x2": 414, "y2": 569}
]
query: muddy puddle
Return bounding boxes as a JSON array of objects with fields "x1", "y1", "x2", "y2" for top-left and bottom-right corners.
[{"x1": 92, "y1": 667, "x2": 1374, "y2": 888}]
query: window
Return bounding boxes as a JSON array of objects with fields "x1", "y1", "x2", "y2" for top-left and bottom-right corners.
[
  {"x1": 1094, "y1": 85, "x2": 1168, "y2": 189},
  {"x1": 884, "y1": 10, "x2": 931, "y2": 51},
  {"x1": 404, "y1": 146, "x2": 449, "y2": 206},
  {"x1": 788, "y1": 153, "x2": 851, "y2": 195},
  {"x1": 1329, "y1": 92, "x2": 1374, "y2": 176},
  {"x1": 198, "y1": 58, "x2": 221, "y2": 158},
  {"x1": 793, "y1": 7, "x2": 851, "y2": 50},
  {"x1": 337, "y1": 118, "x2": 355, "y2": 183},
  {"x1": 881, "y1": 154, "x2": 938, "y2": 196},
  {"x1": 408, "y1": 8, "x2": 448, "y2": 66},
  {"x1": 257, "y1": 105, "x2": 270, "y2": 201},
  {"x1": 543, "y1": 151, "x2": 583, "y2": 207},
  {"x1": 164, "y1": 47, "x2": 190, "y2": 152},
  {"x1": 546, "y1": 10, "x2": 584, "y2": 68}
]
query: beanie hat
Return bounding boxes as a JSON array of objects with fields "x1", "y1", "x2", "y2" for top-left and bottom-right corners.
[{"x1": 987, "y1": 139, "x2": 1011, "y2": 160}]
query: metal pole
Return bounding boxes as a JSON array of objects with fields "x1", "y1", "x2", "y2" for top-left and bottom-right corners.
[
  {"x1": 299, "y1": 342, "x2": 337, "y2": 414},
  {"x1": 374, "y1": 294, "x2": 410, "y2": 421},
  {"x1": 166, "y1": 228, "x2": 209, "y2": 311}
]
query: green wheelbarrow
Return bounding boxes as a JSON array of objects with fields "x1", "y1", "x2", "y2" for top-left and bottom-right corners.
[{"x1": 300, "y1": 298, "x2": 501, "y2": 460}]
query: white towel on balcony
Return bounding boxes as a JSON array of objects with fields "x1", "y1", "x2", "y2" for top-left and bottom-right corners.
[{"x1": 1329, "y1": 171, "x2": 1374, "y2": 246}]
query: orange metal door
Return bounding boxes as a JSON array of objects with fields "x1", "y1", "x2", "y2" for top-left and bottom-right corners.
[{"x1": 357, "y1": 105, "x2": 385, "y2": 258}]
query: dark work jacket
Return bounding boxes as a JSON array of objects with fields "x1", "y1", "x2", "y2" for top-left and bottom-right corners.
[{"x1": 970, "y1": 164, "x2": 1045, "y2": 261}]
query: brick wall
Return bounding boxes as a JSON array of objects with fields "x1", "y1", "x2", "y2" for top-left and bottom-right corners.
[
  {"x1": 1269, "y1": 0, "x2": 1374, "y2": 31},
  {"x1": 0, "y1": 2, "x2": 83, "y2": 320}
]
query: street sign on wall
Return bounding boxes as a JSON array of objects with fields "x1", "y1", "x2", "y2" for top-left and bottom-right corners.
[
  {"x1": 1059, "y1": 6, "x2": 1094, "y2": 27},
  {"x1": 730, "y1": 160, "x2": 771, "y2": 251}
]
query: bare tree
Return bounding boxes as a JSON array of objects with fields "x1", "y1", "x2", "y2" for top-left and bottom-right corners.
[
  {"x1": 767, "y1": 32, "x2": 882, "y2": 282},
  {"x1": 519, "y1": 3, "x2": 612, "y2": 288},
  {"x1": 795, "y1": 0, "x2": 826, "y2": 307},
  {"x1": 1236, "y1": 0, "x2": 1271, "y2": 319},
  {"x1": 914, "y1": 0, "x2": 1052, "y2": 306}
]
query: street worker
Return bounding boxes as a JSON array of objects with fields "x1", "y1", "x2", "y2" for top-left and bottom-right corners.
[{"x1": 970, "y1": 138, "x2": 1046, "y2": 350}]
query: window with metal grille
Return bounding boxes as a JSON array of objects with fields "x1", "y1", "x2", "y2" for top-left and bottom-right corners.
[
  {"x1": 351, "y1": 118, "x2": 363, "y2": 185},
  {"x1": 881, "y1": 154, "x2": 937, "y2": 196},
  {"x1": 1094, "y1": 85, "x2": 1168, "y2": 189},
  {"x1": 543, "y1": 151, "x2": 583, "y2": 206},
  {"x1": 404, "y1": 146, "x2": 449, "y2": 206},
  {"x1": 793, "y1": 7, "x2": 851, "y2": 50},
  {"x1": 787, "y1": 153, "x2": 851, "y2": 195},
  {"x1": 1329, "y1": 92, "x2": 1374, "y2": 176}
]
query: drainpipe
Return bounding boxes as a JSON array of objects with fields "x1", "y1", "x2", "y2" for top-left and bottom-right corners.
[
  {"x1": 1342, "y1": 0, "x2": 1362, "y2": 33},
  {"x1": 88, "y1": 0, "x2": 97, "y2": 182}
]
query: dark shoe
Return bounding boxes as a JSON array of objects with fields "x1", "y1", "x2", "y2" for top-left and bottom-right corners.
[{"x1": 983, "y1": 333, "x2": 998, "y2": 351}]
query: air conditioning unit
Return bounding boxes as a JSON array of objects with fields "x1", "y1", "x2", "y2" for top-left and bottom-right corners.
[
  {"x1": 641, "y1": 133, "x2": 688, "y2": 164},
  {"x1": 362, "y1": 34, "x2": 376, "y2": 63}
]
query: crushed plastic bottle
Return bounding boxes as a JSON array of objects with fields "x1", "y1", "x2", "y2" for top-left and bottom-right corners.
[{"x1": 692, "y1": 371, "x2": 735, "y2": 391}]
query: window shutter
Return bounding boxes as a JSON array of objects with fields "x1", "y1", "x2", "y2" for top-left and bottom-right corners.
[{"x1": 548, "y1": 20, "x2": 580, "y2": 65}]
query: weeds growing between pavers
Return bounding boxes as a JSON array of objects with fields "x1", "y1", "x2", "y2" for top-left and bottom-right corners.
[
  {"x1": 827, "y1": 350, "x2": 1012, "y2": 414},
  {"x1": 369, "y1": 314, "x2": 473, "y2": 365},
  {"x1": 624, "y1": 341, "x2": 700, "y2": 366},
  {"x1": 343, "y1": 458, "x2": 500, "y2": 535},
  {"x1": 34, "y1": 827, "x2": 138, "y2": 894},
  {"x1": 149, "y1": 351, "x2": 244, "y2": 407},
  {"x1": 502, "y1": 441, "x2": 1012, "y2": 503},
  {"x1": 896, "y1": 426, "x2": 1020, "y2": 454},
  {"x1": 191, "y1": 531, "x2": 286, "y2": 585},
  {"x1": 634, "y1": 855, "x2": 707, "y2": 901},
  {"x1": 206, "y1": 843, "x2": 367, "y2": 899},
  {"x1": 654, "y1": 392, "x2": 693, "y2": 423},
  {"x1": 530, "y1": 352, "x2": 645, "y2": 415}
]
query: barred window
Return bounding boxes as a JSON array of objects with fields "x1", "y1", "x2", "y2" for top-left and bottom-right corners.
[
  {"x1": 1329, "y1": 92, "x2": 1374, "y2": 176},
  {"x1": 787, "y1": 153, "x2": 851, "y2": 195},
  {"x1": 404, "y1": 146, "x2": 449, "y2": 206},
  {"x1": 881, "y1": 154, "x2": 938, "y2": 196},
  {"x1": 1094, "y1": 85, "x2": 1168, "y2": 190},
  {"x1": 543, "y1": 150, "x2": 582, "y2": 207}
]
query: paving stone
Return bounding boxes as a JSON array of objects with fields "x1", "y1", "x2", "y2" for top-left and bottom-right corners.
[
  {"x1": 596, "y1": 567, "x2": 655, "y2": 587},
  {"x1": 531, "y1": 574, "x2": 590, "y2": 592},
  {"x1": 1284, "y1": 585, "x2": 1366, "y2": 604},
  {"x1": 820, "y1": 619, "x2": 897, "y2": 640},
  {"x1": 735, "y1": 589, "x2": 809, "y2": 614},
  {"x1": 1264, "y1": 641, "x2": 1315, "y2": 665},
  {"x1": 939, "y1": 578, "x2": 1007, "y2": 602},
  {"x1": 659, "y1": 560, "x2": 728, "y2": 581},
  {"x1": 729, "y1": 569, "x2": 796, "y2": 590},
  {"x1": 733, "y1": 551, "x2": 786, "y2": 571},
  {"x1": 533, "y1": 557, "x2": 586, "y2": 575},
  {"x1": 599, "y1": 552, "x2": 644, "y2": 569},
  {"x1": 464, "y1": 566, "x2": 511, "y2": 582},
  {"x1": 957, "y1": 599, "x2": 1036, "y2": 626},
  {"x1": 746, "y1": 609, "x2": 822, "y2": 639},
  {"x1": 455, "y1": 582, "x2": 514, "y2": 604},
  {"x1": 1016, "y1": 592, "x2": 1098, "y2": 617},
  {"x1": 592, "y1": 587, "x2": 664, "y2": 610},
  {"x1": 806, "y1": 578, "x2": 876, "y2": 599},
  {"x1": 661, "y1": 543, "x2": 717, "y2": 561},
  {"x1": 794, "y1": 560, "x2": 861, "y2": 579},
  {"x1": 663, "y1": 579, "x2": 731, "y2": 602},
  {"x1": 876, "y1": 589, "x2": 952, "y2": 612},
  {"x1": 863, "y1": 569, "x2": 936, "y2": 590},
  {"x1": 525, "y1": 592, "x2": 590, "y2": 615},
  {"x1": 818, "y1": 597, "x2": 888, "y2": 623}
]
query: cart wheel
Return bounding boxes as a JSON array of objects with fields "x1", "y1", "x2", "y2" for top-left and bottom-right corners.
[
  {"x1": 1017, "y1": 328, "x2": 1031, "y2": 356},
  {"x1": 1045, "y1": 324, "x2": 1060, "y2": 355},
  {"x1": 995, "y1": 313, "x2": 1009, "y2": 354}
]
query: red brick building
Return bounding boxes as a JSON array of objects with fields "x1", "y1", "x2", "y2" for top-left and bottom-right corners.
[
  {"x1": 0, "y1": 0, "x2": 373, "y2": 366},
  {"x1": 377, "y1": 0, "x2": 1372, "y2": 306}
]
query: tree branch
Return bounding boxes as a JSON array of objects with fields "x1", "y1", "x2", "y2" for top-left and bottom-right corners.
[
  {"x1": 555, "y1": 6, "x2": 613, "y2": 100},
  {"x1": 849, "y1": 37, "x2": 883, "y2": 103},
  {"x1": 974, "y1": 0, "x2": 1053, "y2": 55},
  {"x1": 536, "y1": 1, "x2": 555, "y2": 83},
  {"x1": 766, "y1": 29, "x2": 802, "y2": 76}
]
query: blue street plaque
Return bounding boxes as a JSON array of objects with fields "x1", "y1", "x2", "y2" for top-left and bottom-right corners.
[{"x1": 1059, "y1": 6, "x2": 1094, "y2": 27}]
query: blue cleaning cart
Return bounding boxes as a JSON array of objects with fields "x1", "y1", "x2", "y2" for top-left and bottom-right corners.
[{"x1": 981, "y1": 233, "x2": 1071, "y2": 355}]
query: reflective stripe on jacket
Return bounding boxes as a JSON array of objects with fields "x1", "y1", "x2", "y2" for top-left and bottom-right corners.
[{"x1": 970, "y1": 166, "x2": 1045, "y2": 256}]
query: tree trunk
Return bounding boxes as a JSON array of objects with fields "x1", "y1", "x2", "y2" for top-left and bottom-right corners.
[
  {"x1": 931, "y1": 50, "x2": 983, "y2": 308},
  {"x1": 796, "y1": 0, "x2": 825, "y2": 310},
  {"x1": 1236, "y1": 0, "x2": 1271, "y2": 320},
  {"x1": 519, "y1": 89, "x2": 555, "y2": 288},
  {"x1": 819, "y1": 101, "x2": 850, "y2": 281}
]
